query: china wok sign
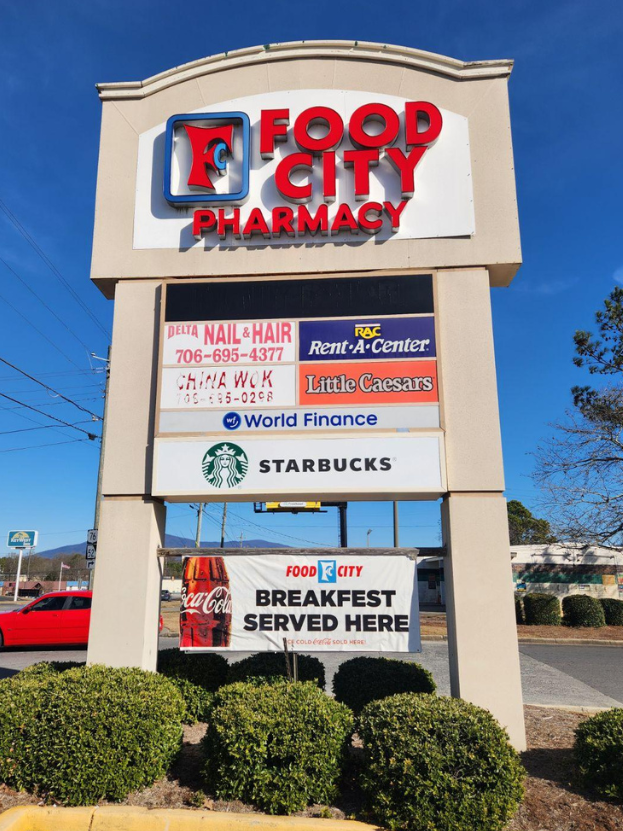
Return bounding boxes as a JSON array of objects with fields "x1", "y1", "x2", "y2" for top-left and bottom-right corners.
[
  {"x1": 134, "y1": 90, "x2": 475, "y2": 249},
  {"x1": 180, "y1": 554, "x2": 421, "y2": 653}
]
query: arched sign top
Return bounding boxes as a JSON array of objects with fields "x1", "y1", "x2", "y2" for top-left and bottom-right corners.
[{"x1": 96, "y1": 40, "x2": 514, "y2": 100}]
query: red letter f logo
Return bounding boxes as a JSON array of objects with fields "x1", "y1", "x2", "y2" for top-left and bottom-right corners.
[{"x1": 184, "y1": 124, "x2": 235, "y2": 191}]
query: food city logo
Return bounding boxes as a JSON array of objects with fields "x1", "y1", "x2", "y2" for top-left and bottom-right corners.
[
  {"x1": 285, "y1": 562, "x2": 365, "y2": 582},
  {"x1": 201, "y1": 442, "x2": 249, "y2": 488},
  {"x1": 164, "y1": 101, "x2": 443, "y2": 240}
]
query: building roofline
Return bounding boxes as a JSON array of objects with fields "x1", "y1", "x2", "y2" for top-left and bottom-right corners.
[{"x1": 96, "y1": 40, "x2": 514, "y2": 100}]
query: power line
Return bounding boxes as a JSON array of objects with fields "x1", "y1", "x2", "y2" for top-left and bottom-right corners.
[
  {"x1": 0, "y1": 392, "x2": 98, "y2": 439},
  {"x1": 0, "y1": 438, "x2": 93, "y2": 454},
  {"x1": 0, "y1": 198, "x2": 111, "y2": 339},
  {"x1": 0, "y1": 286, "x2": 88, "y2": 371},
  {"x1": 0, "y1": 420, "x2": 94, "y2": 436},
  {"x1": 0, "y1": 357, "x2": 102, "y2": 420},
  {"x1": 0, "y1": 257, "x2": 92, "y2": 353}
]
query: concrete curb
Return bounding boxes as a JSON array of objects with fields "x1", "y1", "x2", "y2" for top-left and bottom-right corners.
[
  {"x1": 525, "y1": 703, "x2": 617, "y2": 714},
  {"x1": 420, "y1": 635, "x2": 623, "y2": 646},
  {"x1": 517, "y1": 638, "x2": 623, "y2": 647},
  {"x1": 0, "y1": 807, "x2": 375, "y2": 831}
]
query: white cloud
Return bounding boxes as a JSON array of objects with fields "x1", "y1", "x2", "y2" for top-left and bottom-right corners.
[{"x1": 613, "y1": 266, "x2": 623, "y2": 285}]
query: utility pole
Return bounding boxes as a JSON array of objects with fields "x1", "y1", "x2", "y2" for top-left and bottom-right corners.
[
  {"x1": 338, "y1": 503, "x2": 348, "y2": 547},
  {"x1": 90, "y1": 348, "x2": 111, "y2": 589},
  {"x1": 195, "y1": 503, "x2": 204, "y2": 548},
  {"x1": 393, "y1": 501, "x2": 400, "y2": 547},
  {"x1": 239, "y1": 531, "x2": 244, "y2": 548},
  {"x1": 366, "y1": 528, "x2": 373, "y2": 547},
  {"x1": 220, "y1": 503, "x2": 228, "y2": 549}
]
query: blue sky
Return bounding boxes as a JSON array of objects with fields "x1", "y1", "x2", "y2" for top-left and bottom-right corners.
[{"x1": 1, "y1": 0, "x2": 622, "y2": 552}]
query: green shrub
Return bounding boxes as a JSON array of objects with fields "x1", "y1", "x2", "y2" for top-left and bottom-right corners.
[
  {"x1": 157, "y1": 649, "x2": 228, "y2": 691},
  {"x1": 0, "y1": 665, "x2": 185, "y2": 805},
  {"x1": 515, "y1": 594, "x2": 525, "y2": 625},
  {"x1": 359, "y1": 694, "x2": 525, "y2": 831},
  {"x1": 523, "y1": 592, "x2": 561, "y2": 625},
  {"x1": 202, "y1": 680, "x2": 353, "y2": 813},
  {"x1": 227, "y1": 652, "x2": 326, "y2": 689},
  {"x1": 562, "y1": 594, "x2": 606, "y2": 628},
  {"x1": 19, "y1": 660, "x2": 85, "y2": 677},
  {"x1": 575, "y1": 708, "x2": 623, "y2": 798},
  {"x1": 599, "y1": 598, "x2": 623, "y2": 626},
  {"x1": 167, "y1": 676, "x2": 214, "y2": 723},
  {"x1": 333, "y1": 656, "x2": 435, "y2": 715}
]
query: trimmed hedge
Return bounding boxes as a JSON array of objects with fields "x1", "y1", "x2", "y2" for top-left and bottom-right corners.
[
  {"x1": 227, "y1": 652, "x2": 326, "y2": 690},
  {"x1": 157, "y1": 649, "x2": 228, "y2": 691},
  {"x1": 562, "y1": 595, "x2": 606, "y2": 628},
  {"x1": 359, "y1": 694, "x2": 525, "y2": 831},
  {"x1": 0, "y1": 665, "x2": 185, "y2": 805},
  {"x1": 166, "y1": 676, "x2": 214, "y2": 724},
  {"x1": 333, "y1": 656, "x2": 435, "y2": 715},
  {"x1": 600, "y1": 598, "x2": 623, "y2": 626},
  {"x1": 575, "y1": 708, "x2": 623, "y2": 798},
  {"x1": 19, "y1": 660, "x2": 85, "y2": 676},
  {"x1": 523, "y1": 592, "x2": 561, "y2": 626},
  {"x1": 515, "y1": 594, "x2": 525, "y2": 625},
  {"x1": 202, "y1": 680, "x2": 353, "y2": 813}
]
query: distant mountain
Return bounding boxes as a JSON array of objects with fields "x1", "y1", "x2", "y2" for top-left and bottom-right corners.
[{"x1": 36, "y1": 534, "x2": 290, "y2": 559}]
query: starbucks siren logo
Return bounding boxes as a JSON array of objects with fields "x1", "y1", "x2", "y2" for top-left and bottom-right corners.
[{"x1": 202, "y1": 442, "x2": 249, "y2": 488}]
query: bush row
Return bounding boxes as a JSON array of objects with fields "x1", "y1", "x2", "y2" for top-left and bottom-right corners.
[
  {"x1": 515, "y1": 593, "x2": 623, "y2": 627},
  {"x1": 6, "y1": 659, "x2": 621, "y2": 825}
]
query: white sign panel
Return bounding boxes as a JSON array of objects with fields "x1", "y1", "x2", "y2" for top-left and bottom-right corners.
[
  {"x1": 153, "y1": 434, "x2": 445, "y2": 499},
  {"x1": 163, "y1": 321, "x2": 296, "y2": 365},
  {"x1": 135, "y1": 89, "x2": 474, "y2": 250},
  {"x1": 180, "y1": 554, "x2": 421, "y2": 652},
  {"x1": 158, "y1": 404, "x2": 440, "y2": 434},
  {"x1": 160, "y1": 364, "x2": 296, "y2": 410}
]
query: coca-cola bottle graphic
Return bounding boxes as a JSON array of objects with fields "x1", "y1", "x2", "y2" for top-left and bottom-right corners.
[{"x1": 180, "y1": 557, "x2": 232, "y2": 648}]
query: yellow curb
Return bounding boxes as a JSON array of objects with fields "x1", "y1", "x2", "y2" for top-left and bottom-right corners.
[{"x1": 0, "y1": 806, "x2": 377, "y2": 831}]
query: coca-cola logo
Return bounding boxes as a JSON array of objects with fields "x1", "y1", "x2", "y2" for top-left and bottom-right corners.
[{"x1": 182, "y1": 585, "x2": 233, "y2": 616}]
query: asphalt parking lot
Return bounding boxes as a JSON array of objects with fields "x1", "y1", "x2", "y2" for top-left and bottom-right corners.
[{"x1": 0, "y1": 638, "x2": 620, "y2": 709}]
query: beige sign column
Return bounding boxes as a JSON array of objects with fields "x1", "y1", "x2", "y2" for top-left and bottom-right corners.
[
  {"x1": 87, "y1": 280, "x2": 165, "y2": 671},
  {"x1": 436, "y1": 268, "x2": 526, "y2": 750}
]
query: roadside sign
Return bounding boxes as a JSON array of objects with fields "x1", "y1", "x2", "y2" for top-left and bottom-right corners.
[
  {"x1": 86, "y1": 544, "x2": 97, "y2": 560},
  {"x1": 86, "y1": 560, "x2": 96, "y2": 570},
  {"x1": 87, "y1": 529, "x2": 98, "y2": 544},
  {"x1": 7, "y1": 530, "x2": 38, "y2": 549}
]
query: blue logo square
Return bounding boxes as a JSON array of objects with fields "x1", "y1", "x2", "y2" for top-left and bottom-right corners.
[
  {"x1": 318, "y1": 560, "x2": 337, "y2": 583},
  {"x1": 163, "y1": 111, "x2": 250, "y2": 206}
]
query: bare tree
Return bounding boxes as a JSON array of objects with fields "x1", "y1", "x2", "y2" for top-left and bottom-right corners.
[{"x1": 534, "y1": 387, "x2": 623, "y2": 544}]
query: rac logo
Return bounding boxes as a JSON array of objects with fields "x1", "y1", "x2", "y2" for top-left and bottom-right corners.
[
  {"x1": 164, "y1": 112, "x2": 250, "y2": 205},
  {"x1": 354, "y1": 323, "x2": 381, "y2": 339}
]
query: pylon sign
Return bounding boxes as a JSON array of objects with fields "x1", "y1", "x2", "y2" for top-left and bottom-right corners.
[{"x1": 7, "y1": 530, "x2": 38, "y2": 549}]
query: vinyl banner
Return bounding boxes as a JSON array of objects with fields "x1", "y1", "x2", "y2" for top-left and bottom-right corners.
[{"x1": 180, "y1": 554, "x2": 421, "y2": 652}]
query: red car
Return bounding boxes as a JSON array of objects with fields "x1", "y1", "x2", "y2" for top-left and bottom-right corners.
[
  {"x1": 0, "y1": 591, "x2": 164, "y2": 648},
  {"x1": 0, "y1": 591, "x2": 93, "y2": 648}
]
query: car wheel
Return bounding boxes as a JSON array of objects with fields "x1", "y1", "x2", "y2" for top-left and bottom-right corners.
[{"x1": 0, "y1": 630, "x2": 4, "y2": 649}]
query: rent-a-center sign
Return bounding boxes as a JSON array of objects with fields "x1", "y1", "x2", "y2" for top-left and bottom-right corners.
[{"x1": 134, "y1": 90, "x2": 474, "y2": 250}]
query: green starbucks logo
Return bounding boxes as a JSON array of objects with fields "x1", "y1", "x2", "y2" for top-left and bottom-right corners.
[{"x1": 202, "y1": 442, "x2": 249, "y2": 488}]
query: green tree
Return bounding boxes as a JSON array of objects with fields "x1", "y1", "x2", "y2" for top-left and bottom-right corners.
[{"x1": 507, "y1": 500, "x2": 555, "y2": 545}]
